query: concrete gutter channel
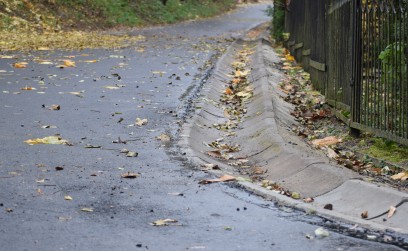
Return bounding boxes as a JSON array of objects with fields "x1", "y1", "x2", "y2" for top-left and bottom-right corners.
[{"x1": 179, "y1": 26, "x2": 408, "y2": 238}]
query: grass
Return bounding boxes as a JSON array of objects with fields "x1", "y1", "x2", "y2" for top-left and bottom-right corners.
[{"x1": 362, "y1": 138, "x2": 408, "y2": 164}]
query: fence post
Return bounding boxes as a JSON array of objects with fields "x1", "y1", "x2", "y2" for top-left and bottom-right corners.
[{"x1": 351, "y1": 0, "x2": 362, "y2": 137}]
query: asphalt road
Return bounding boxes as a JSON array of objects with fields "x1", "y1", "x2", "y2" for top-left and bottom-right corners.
[{"x1": 0, "y1": 3, "x2": 404, "y2": 251}]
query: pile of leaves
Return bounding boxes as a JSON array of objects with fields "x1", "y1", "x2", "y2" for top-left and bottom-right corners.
[
  {"x1": 275, "y1": 48, "x2": 408, "y2": 190},
  {"x1": 205, "y1": 45, "x2": 264, "y2": 178}
]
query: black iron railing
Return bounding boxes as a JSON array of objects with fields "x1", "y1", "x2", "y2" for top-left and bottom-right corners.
[{"x1": 284, "y1": 0, "x2": 408, "y2": 145}]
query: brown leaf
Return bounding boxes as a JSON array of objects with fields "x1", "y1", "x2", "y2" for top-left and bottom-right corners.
[
  {"x1": 21, "y1": 86, "x2": 36, "y2": 91},
  {"x1": 121, "y1": 172, "x2": 139, "y2": 178},
  {"x1": 387, "y1": 206, "x2": 397, "y2": 218},
  {"x1": 224, "y1": 88, "x2": 233, "y2": 95},
  {"x1": 390, "y1": 172, "x2": 408, "y2": 181},
  {"x1": 49, "y1": 104, "x2": 61, "y2": 110},
  {"x1": 312, "y1": 136, "x2": 342, "y2": 147},
  {"x1": 323, "y1": 204, "x2": 333, "y2": 210},
  {"x1": 13, "y1": 62, "x2": 28, "y2": 68},
  {"x1": 198, "y1": 174, "x2": 236, "y2": 185},
  {"x1": 361, "y1": 210, "x2": 368, "y2": 219},
  {"x1": 206, "y1": 150, "x2": 222, "y2": 158}
]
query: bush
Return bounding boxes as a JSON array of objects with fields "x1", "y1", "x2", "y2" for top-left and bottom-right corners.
[{"x1": 266, "y1": 0, "x2": 285, "y2": 42}]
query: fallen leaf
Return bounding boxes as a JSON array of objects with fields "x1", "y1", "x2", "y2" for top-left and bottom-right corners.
[
  {"x1": 49, "y1": 104, "x2": 61, "y2": 110},
  {"x1": 135, "y1": 118, "x2": 148, "y2": 126},
  {"x1": 64, "y1": 195, "x2": 73, "y2": 201},
  {"x1": 361, "y1": 210, "x2": 368, "y2": 219},
  {"x1": 323, "y1": 204, "x2": 333, "y2": 210},
  {"x1": 326, "y1": 147, "x2": 338, "y2": 159},
  {"x1": 36, "y1": 188, "x2": 43, "y2": 195},
  {"x1": 201, "y1": 163, "x2": 219, "y2": 170},
  {"x1": 388, "y1": 206, "x2": 397, "y2": 218},
  {"x1": 36, "y1": 178, "x2": 45, "y2": 183},
  {"x1": 198, "y1": 174, "x2": 236, "y2": 184},
  {"x1": 157, "y1": 133, "x2": 171, "y2": 142},
  {"x1": 21, "y1": 86, "x2": 36, "y2": 91},
  {"x1": 303, "y1": 197, "x2": 314, "y2": 203},
  {"x1": 312, "y1": 136, "x2": 342, "y2": 147},
  {"x1": 80, "y1": 207, "x2": 93, "y2": 212},
  {"x1": 121, "y1": 172, "x2": 139, "y2": 178},
  {"x1": 206, "y1": 150, "x2": 222, "y2": 158},
  {"x1": 150, "y1": 219, "x2": 178, "y2": 226},
  {"x1": 38, "y1": 61, "x2": 53, "y2": 65},
  {"x1": 84, "y1": 145, "x2": 101, "y2": 148},
  {"x1": 63, "y1": 60, "x2": 76, "y2": 67},
  {"x1": 104, "y1": 86, "x2": 120, "y2": 90},
  {"x1": 314, "y1": 227, "x2": 330, "y2": 238},
  {"x1": 5, "y1": 208, "x2": 13, "y2": 213},
  {"x1": 390, "y1": 172, "x2": 408, "y2": 181},
  {"x1": 126, "y1": 151, "x2": 138, "y2": 157},
  {"x1": 285, "y1": 54, "x2": 295, "y2": 62},
  {"x1": 224, "y1": 88, "x2": 233, "y2": 95},
  {"x1": 25, "y1": 136, "x2": 68, "y2": 145},
  {"x1": 83, "y1": 60, "x2": 99, "y2": 63},
  {"x1": 13, "y1": 62, "x2": 28, "y2": 68},
  {"x1": 291, "y1": 192, "x2": 301, "y2": 199},
  {"x1": 224, "y1": 226, "x2": 233, "y2": 231}
]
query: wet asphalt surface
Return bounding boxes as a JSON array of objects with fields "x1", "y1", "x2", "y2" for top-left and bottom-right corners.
[{"x1": 0, "y1": 3, "x2": 406, "y2": 251}]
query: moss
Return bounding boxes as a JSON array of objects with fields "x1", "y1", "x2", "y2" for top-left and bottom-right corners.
[{"x1": 362, "y1": 138, "x2": 408, "y2": 163}]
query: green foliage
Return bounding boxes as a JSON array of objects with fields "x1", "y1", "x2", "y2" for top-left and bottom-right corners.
[{"x1": 266, "y1": 1, "x2": 285, "y2": 42}]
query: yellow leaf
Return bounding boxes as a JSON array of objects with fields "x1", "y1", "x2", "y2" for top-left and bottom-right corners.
[
  {"x1": 24, "y1": 136, "x2": 68, "y2": 145},
  {"x1": 83, "y1": 60, "x2": 99, "y2": 63},
  {"x1": 13, "y1": 62, "x2": 28, "y2": 68},
  {"x1": 312, "y1": 136, "x2": 342, "y2": 147},
  {"x1": 285, "y1": 54, "x2": 295, "y2": 61},
  {"x1": 63, "y1": 60, "x2": 76, "y2": 67},
  {"x1": 150, "y1": 219, "x2": 178, "y2": 226}
]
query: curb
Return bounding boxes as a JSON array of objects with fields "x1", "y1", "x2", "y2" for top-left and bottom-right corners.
[{"x1": 179, "y1": 25, "x2": 408, "y2": 237}]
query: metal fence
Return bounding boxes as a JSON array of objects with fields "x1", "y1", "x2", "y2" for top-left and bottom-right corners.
[{"x1": 284, "y1": 0, "x2": 408, "y2": 145}]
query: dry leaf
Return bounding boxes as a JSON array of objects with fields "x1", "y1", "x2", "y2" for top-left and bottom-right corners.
[
  {"x1": 157, "y1": 133, "x2": 170, "y2": 142},
  {"x1": 21, "y1": 86, "x2": 36, "y2": 91},
  {"x1": 126, "y1": 151, "x2": 138, "y2": 157},
  {"x1": 80, "y1": 207, "x2": 93, "y2": 212},
  {"x1": 201, "y1": 163, "x2": 219, "y2": 170},
  {"x1": 312, "y1": 136, "x2": 342, "y2": 147},
  {"x1": 63, "y1": 60, "x2": 76, "y2": 67},
  {"x1": 361, "y1": 210, "x2": 368, "y2": 219},
  {"x1": 285, "y1": 54, "x2": 295, "y2": 62},
  {"x1": 13, "y1": 62, "x2": 28, "y2": 68},
  {"x1": 206, "y1": 150, "x2": 222, "y2": 158},
  {"x1": 198, "y1": 174, "x2": 236, "y2": 184},
  {"x1": 49, "y1": 104, "x2": 61, "y2": 110},
  {"x1": 83, "y1": 60, "x2": 99, "y2": 63},
  {"x1": 104, "y1": 86, "x2": 120, "y2": 90},
  {"x1": 390, "y1": 172, "x2": 408, "y2": 181},
  {"x1": 303, "y1": 197, "x2": 314, "y2": 203},
  {"x1": 326, "y1": 147, "x2": 338, "y2": 159},
  {"x1": 25, "y1": 136, "x2": 68, "y2": 145},
  {"x1": 135, "y1": 118, "x2": 148, "y2": 126},
  {"x1": 150, "y1": 219, "x2": 178, "y2": 226},
  {"x1": 388, "y1": 206, "x2": 397, "y2": 218},
  {"x1": 121, "y1": 172, "x2": 139, "y2": 178},
  {"x1": 224, "y1": 88, "x2": 233, "y2": 95},
  {"x1": 64, "y1": 195, "x2": 73, "y2": 201},
  {"x1": 36, "y1": 178, "x2": 45, "y2": 183}
]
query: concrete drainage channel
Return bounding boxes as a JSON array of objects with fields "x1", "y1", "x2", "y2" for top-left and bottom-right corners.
[{"x1": 179, "y1": 24, "x2": 408, "y2": 248}]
